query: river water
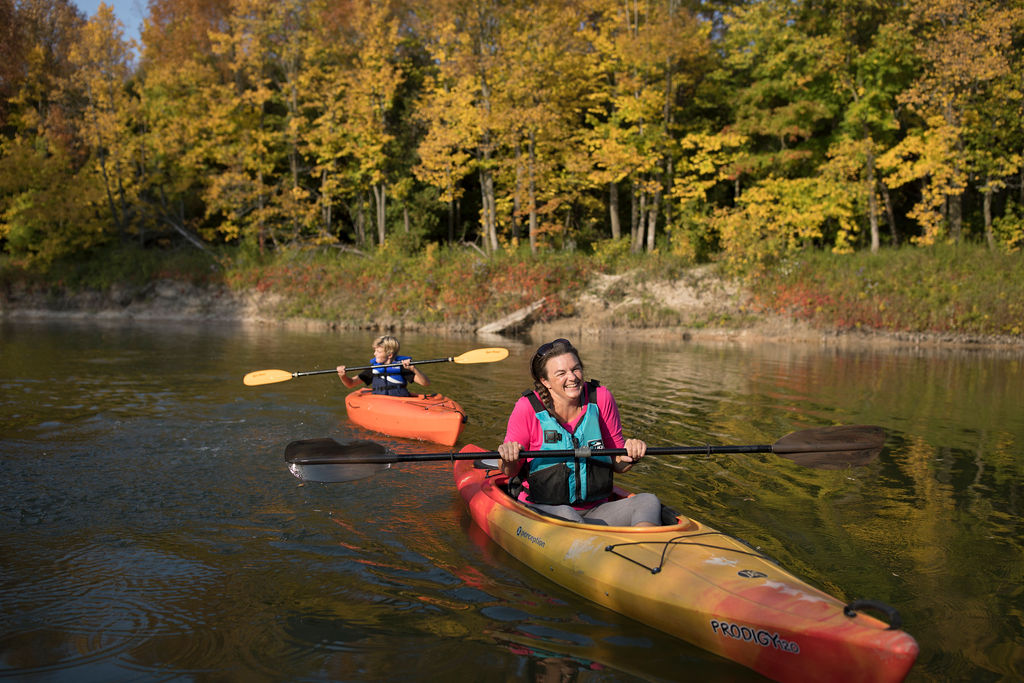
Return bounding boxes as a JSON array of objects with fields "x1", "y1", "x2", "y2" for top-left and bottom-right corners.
[{"x1": 1, "y1": 318, "x2": 1021, "y2": 682}]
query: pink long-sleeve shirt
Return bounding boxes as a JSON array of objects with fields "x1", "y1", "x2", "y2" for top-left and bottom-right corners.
[{"x1": 503, "y1": 383, "x2": 627, "y2": 451}]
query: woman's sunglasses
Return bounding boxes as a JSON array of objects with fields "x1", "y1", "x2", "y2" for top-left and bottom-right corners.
[{"x1": 535, "y1": 338, "x2": 571, "y2": 358}]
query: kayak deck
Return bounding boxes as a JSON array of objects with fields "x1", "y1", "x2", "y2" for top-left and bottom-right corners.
[
  {"x1": 454, "y1": 449, "x2": 918, "y2": 683},
  {"x1": 344, "y1": 388, "x2": 466, "y2": 446}
]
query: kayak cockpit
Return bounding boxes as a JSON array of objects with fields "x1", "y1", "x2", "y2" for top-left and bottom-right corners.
[{"x1": 472, "y1": 457, "x2": 695, "y2": 530}]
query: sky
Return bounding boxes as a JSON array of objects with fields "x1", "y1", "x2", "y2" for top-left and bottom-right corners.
[{"x1": 73, "y1": 0, "x2": 145, "y2": 48}]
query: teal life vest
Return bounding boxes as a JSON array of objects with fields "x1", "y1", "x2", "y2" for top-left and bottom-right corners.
[
  {"x1": 370, "y1": 355, "x2": 412, "y2": 396},
  {"x1": 516, "y1": 380, "x2": 614, "y2": 506}
]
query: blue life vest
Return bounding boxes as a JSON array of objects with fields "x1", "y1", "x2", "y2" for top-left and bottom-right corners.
[
  {"x1": 371, "y1": 355, "x2": 412, "y2": 397},
  {"x1": 517, "y1": 380, "x2": 614, "y2": 505}
]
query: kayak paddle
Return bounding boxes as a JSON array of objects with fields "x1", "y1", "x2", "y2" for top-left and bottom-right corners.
[
  {"x1": 243, "y1": 347, "x2": 509, "y2": 386},
  {"x1": 283, "y1": 425, "x2": 886, "y2": 483}
]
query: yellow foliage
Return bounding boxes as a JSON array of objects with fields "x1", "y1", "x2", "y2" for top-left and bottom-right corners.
[
  {"x1": 714, "y1": 176, "x2": 858, "y2": 270},
  {"x1": 878, "y1": 117, "x2": 965, "y2": 245},
  {"x1": 670, "y1": 131, "x2": 748, "y2": 206}
]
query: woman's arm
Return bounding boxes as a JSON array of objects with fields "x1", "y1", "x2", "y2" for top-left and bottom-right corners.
[
  {"x1": 596, "y1": 386, "x2": 646, "y2": 471},
  {"x1": 499, "y1": 396, "x2": 539, "y2": 477}
]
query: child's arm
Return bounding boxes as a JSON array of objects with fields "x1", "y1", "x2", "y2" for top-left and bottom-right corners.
[
  {"x1": 336, "y1": 365, "x2": 363, "y2": 388},
  {"x1": 404, "y1": 359, "x2": 429, "y2": 386}
]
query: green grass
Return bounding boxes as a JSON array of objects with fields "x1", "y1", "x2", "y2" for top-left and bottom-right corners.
[
  {"x1": 753, "y1": 244, "x2": 1024, "y2": 336},
  {"x1": 0, "y1": 243, "x2": 224, "y2": 292}
]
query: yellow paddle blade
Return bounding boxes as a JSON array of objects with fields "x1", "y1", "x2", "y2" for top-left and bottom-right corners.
[
  {"x1": 452, "y1": 347, "x2": 509, "y2": 364},
  {"x1": 243, "y1": 369, "x2": 295, "y2": 386}
]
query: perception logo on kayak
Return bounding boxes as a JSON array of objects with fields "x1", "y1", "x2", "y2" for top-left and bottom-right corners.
[
  {"x1": 710, "y1": 619, "x2": 800, "y2": 654},
  {"x1": 516, "y1": 526, "x2": 546, "y2": 548}
]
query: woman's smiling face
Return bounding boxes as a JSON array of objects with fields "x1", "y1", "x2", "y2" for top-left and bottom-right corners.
[{"x1": 540, "y1": 352, "x2": 584, "y2": 403}]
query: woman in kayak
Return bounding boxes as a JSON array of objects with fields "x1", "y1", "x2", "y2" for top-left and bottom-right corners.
[
  {"x1": 336, "y1": 335, "x2": 429, "y2": 397},
  {"x1": 497, "y1": 338, "x2": 662, "y2": 526}
]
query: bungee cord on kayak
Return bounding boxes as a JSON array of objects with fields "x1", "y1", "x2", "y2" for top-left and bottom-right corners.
[{"x1": 604, "y1": 530, "x2": 777, "y2": 575}]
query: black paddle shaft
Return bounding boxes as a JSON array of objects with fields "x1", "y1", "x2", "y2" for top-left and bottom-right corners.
[
  {"x1": 284, "y1": 440, "x2": 774, "y2": 466},
  {"x1": 293, "y1": 357, "x2": 456, "y2": 378}
]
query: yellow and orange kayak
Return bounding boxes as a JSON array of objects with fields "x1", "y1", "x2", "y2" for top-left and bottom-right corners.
[
  {"x1": 455, "y1": 448, "x2": 918, "y2": 683},
  {"x1": 344, "y1": 388, "x2": 466, "y2": 446}
]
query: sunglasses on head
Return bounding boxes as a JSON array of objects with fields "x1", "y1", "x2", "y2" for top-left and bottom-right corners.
[{"x1": 535, "y1": 338, "x2": 571, "y2": 358}]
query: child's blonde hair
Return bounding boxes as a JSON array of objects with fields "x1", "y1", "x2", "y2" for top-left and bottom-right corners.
[{"x1": 373, "y1": 335, "x2": 400, "y2": 358}]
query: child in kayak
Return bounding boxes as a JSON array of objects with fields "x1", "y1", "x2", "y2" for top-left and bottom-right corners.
[
  {"x1": 496, "y1": 338, "x2": 662, "y2": 526},
  {"x1": 336, "y1": 335, "x2": 429, "y2": 397}
]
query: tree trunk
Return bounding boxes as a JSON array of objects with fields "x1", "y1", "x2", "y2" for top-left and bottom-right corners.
[
  {"x1": 321, "y1": 168, "x2": 332, "y2": 233},
  {"x1": 866, "y1": 146, "x2": 880, "y2": 252},
  {"x1": 949, "y1": 192, "x2": 963, "y2": 242},
  {"x1": 480, "y1": 166, "x2": 498, "y2": 253},
  {"x1": 354, "y1": 196, "x2": 367, "y2": 246},
  {"x1": 448, "y1": 199, "x2": 455, "y2": 243},
  {"x1": 373, "y1": 182, "x2": 386, "y2": 245},
  {"x1": 881, "y1": 183, "x2": 898, "y2": 246},
  {"x1": 512, "y1": 141, "x2": 522, "y2": 241},
  {"x1": 630, "y1": 180, "x2": 640, "y2": 252},
  {"x1": 646, "y1": 189, "x2": 660, "y2": 252},
  {"x1": 257, "y1": 169, "x2": 267, "y2": 254},
  {"x1": 609, "y1": 181, "x2": 621, "y2": 239},
  {"x1": 983, "y1": 180, "x2": 995, "y2": 250},
  {"x1": 633, "y1": 189, "x2": 646, "y2": 254},
  {"x1": 528, "y1": 131, "x2": 538, "y2": 254}
]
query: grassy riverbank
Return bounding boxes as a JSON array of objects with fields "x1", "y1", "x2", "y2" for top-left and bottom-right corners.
[{"x1": 2, "y1": 242, "x2": 1022, "y2": 345}]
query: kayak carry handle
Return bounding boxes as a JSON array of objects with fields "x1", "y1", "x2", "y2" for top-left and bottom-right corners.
[{"x1": 843, "y1": 599, "x2": 903, "y2": 630}]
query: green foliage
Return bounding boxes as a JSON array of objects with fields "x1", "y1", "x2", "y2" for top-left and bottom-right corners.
[
  {"x1": 714, "y1": 176, "x2": 858, "y2": 273},
  {"x1": 991, "y1": 201, "x2": 1024, "y2": 254},
  {"x1": 0, "y1": 139, "x2": 112, "y2": 265},
  {"x1": 590, "y1": 237, "x2": 633, "y2": 269}
]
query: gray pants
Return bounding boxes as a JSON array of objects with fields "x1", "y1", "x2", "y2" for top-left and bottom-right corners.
[{"x1": 530, "y1": 492, "x2": 662, "y2": 526}]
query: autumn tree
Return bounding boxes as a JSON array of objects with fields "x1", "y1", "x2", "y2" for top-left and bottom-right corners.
[
  {"x1": 584, "y1": 0, "x2": 710, "y2": 254},
  {"x1": 819, "y1": 1, "x2": 916, "y2": 252},
  {"x1": 881, "y1": 0, "x2": 1024, "y2": 245},
  {"x1": 491, "y1": 0, "x2": 598, "y2": 253},
  {"x1": 199, "y1": 0, "x2": 304, "y2": 250},
  {"x1": 134, "y1": 0, "x2": 233, "y2": 251},
  {"x1": 338, "y1": 0, "x2": 404, "y2": 247},
  {"x1": 415, "y1": 0, "x2": 507, "y2": 253},
  {"x1": 64, "y1": 4, "x2": 138, "y2": 241},
  {"x1": 0, "y1": 0, "x2": 116, "y2": 265}
]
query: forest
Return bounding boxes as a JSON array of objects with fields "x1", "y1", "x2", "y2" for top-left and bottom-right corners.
[{"x1": 1, "y1": 0, "x2": 1023, "y2": 273}]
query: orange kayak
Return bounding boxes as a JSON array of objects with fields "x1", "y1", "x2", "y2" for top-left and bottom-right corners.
[
  {"x1": 455, "y1": 447, "x2": 918, "y2": 683},
  {"x1": 344, "y1": 388, "x2": 466, "y2": 446}
]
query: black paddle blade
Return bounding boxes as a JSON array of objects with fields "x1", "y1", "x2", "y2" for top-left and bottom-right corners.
[
  {"x1": 284, "y1": 438, "x2": 391, "y2": 483},
  {"x1": 772, "y1": 425, "x2": 886, "y2": 469}
]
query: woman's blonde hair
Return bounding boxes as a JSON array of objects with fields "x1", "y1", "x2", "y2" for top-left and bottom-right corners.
[{"x1": 373, "y1": 335, "x2": 400, "y2": 358}]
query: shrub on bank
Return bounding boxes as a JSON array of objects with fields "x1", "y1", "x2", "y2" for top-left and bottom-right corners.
[
  {"x1": 753, "y1": 244, "x2": 1024, "y2": 336},
  {"x1": 222, "y1": 244, "x2": 594, "y2": 326}
]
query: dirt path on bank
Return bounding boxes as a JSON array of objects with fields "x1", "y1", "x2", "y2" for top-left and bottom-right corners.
[{"x1": 3, "y1": 268, "x2": 1022, "y2": 353}]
